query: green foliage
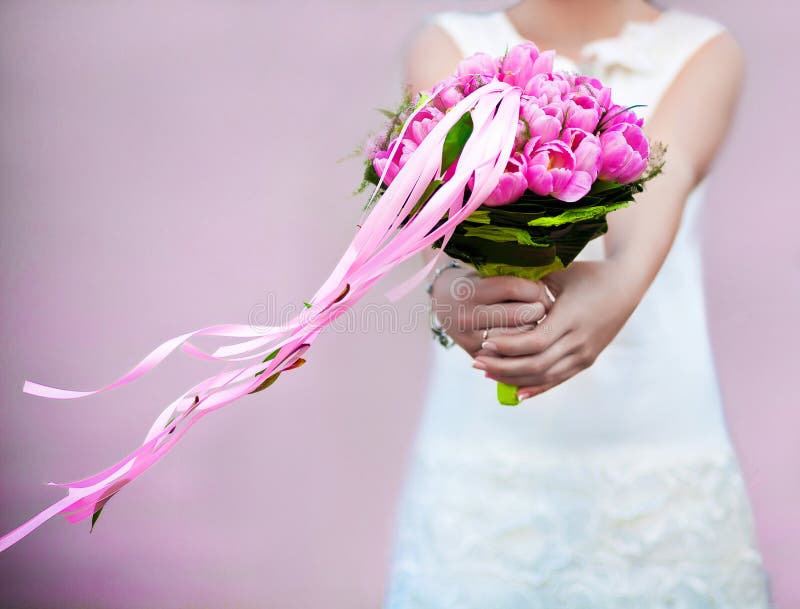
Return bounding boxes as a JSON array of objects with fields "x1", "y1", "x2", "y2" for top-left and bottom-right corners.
[
  {"x1": 441, "y1": 112, "x2": 474, "y2": 172},
  {"x1": 526, "y1": 201, "x2": 631, "y2": 227},
  {"x1": 475, "y1": 258, "x2": 564, "y2": 280},
  {"x1": 463, "y1": 224, "x2": 549, "y2": 246},
  {"x1": 249, "y1": 371, "x2": 281, "y2": 394},
  {"x1": 254, "y1": 348, "x2": 279, "y2": 378},
  {"x1": 90, "y1": 505, "x2": 105, "y2": 532}
]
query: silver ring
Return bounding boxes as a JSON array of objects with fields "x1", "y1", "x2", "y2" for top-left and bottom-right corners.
[{"x1": 482, "y1": 328, "x2": 489, "y2": 341}]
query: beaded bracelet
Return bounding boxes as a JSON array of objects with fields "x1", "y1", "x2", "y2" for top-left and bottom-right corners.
[
  {"x1": 425, "y1": 260, "x2": 462, "y2": 296},
  {"x1": 426, "y1": 261, "x2": 462, "y2": 348}
]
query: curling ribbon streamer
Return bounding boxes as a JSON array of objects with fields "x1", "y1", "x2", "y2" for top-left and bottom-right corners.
[{"x1": 0, "y1": 81, "x2": 522, "y2": 552}]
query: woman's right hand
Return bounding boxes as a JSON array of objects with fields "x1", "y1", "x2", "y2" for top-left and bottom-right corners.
[{"x1": 429, "y1": 267, "x2": 553, "y2": 358}]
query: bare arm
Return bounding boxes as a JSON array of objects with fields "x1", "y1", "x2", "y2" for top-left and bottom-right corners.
[
  {"x1": 604, "y1": 30, "x2": 745, "y2": 296},
  {"x1": 477, "y1": 31, "x2": 746, "y2": 399}
]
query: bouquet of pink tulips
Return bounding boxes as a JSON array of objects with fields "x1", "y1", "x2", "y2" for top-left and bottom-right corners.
[
  {"x1": 0, "y1": 41, "x2": 661, "y2": 552},
  {"x1": 364, "y1": 43, "x2": 662, "y2": 404}
]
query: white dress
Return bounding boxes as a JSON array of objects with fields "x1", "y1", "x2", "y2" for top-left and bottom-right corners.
[{"x1": 384, "y1": 9, "x2": 772, "y2": 609}]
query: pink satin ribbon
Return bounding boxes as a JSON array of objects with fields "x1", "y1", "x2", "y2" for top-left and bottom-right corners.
[{"x1": 0, "y1": 82, "x2": 522, "y2": 553}]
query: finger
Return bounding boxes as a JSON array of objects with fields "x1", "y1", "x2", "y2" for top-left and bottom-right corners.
[
  {"x1": 473, "y1": 326, "x2": 537, "y2": 357},
  {"x1": 488, "y1": 324, "x2": 538, "y2": 337},
  {"x1": 472, "y1": 275, "x2": 554, "y2": 310},
  {"x1": 484, "y1": 293, "x2": 578, "y2": 354},
  {"x1": 474, "y1": 334, "x2": 578, "y2": 381},
  {"x1": 516, "y1": 382, "x2": 558, "y2": 401},
  {"x1": 467, "y1": 302, "x2": 546, "y2": 331},
  {"x1": 515, "y1": 352, "x2": 592, "y2": 400},
  {"x1": 480, "y1": 312, "x2": 571, "y2": 356}
]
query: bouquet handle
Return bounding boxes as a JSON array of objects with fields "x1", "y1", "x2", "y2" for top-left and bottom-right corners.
[
  {"x1": 472, "y1": 262, "x2": 562, "y2": 407},
  {"x1": 497, "y1": 381, "x2": 521, "y2": 406}
]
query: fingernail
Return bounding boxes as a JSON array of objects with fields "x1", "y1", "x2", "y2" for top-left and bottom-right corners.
[
  {"x1": 481, "y1": 341, "x2": 498, "y2": 352},
  {"x1": 472, "y1": 360, "x2": 487, "y2": 371},
  {"x1": 517, "y1": 391, "x2": 531, "y2": 401}
]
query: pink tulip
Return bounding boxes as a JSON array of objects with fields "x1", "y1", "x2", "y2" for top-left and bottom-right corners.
[
  {"x1": 431, "y1": 76, "x2": 465, "y2": 111},
  {"x1": 523, "y1": 139, "x2": 592, "y2": 202},
  {"x1": 561, "y1": 127, "x2": 602, "y2": 181},
  {"x1": 564, "y1": 96, "x2": 601, "y2": 133},
  {"x1": 520, "y1": 98, "x2": 563, "y2": 145},
  {"x1": 373, "y1": 138, "x2": 414, "y2": 185},
  {"x1": 456, "y1": 52, "x2": 501, "y2": 94},
  {"x1": 405, "y1": 107, "x2": 444, "y2": 146},
  {"x1": 569, "y1": 75, "x2": 613, "y2": 109},
  {"x1": 524, "y1": 72, "x2": 571, "y2": 102},
  {"x1": 598, "y1": 123, "x2": 649, "y2": 183},
  {"x1": 598, "y1": 103, "x2": 645, "y2": 131},
  {"x1": 501, "y1": 43, "x2": 555, "y2": 90},
  {"x1": 482, "y1": 153, "x2": 529, "y2": 207}
]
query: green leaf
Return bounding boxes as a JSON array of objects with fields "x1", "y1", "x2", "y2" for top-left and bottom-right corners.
[
  {"x1": 407, "y1": 179, "x2": 443, "y2": 218},
  {"x1": 526, "y1": 201, "x2": 630, "y2": 227},
  {"x1": 377, "y1": 107, "x2": 396, "y2": 119},
  {"x1": 249, "y1": 371, "x2": 281, "y2": 394},
  {"x1": 254, "y1": 348, "x2": 280, "y2": 378},
  {"x1": 419, "y1": 179, "x2": 443, "y2": 206},
  {"x1": 303, "y1": 301, "x2": 312, "y2": 309},
  {"x1": 463, "y1": 210, "x2": 491, "y2": 224},
  {"x1": 90, "y1": 505, "x2": 105, "y2": 532},
  {"x1": 475, "y1": 258, "x2": 565, "y2": 281},
  {"x1": 588, "y1": 179, "x2": 622, "y2": 194},
  {"x1": 441, "y1": 112, "x2": 474, "y2": 172},
  {"x1": 462, "y1": 225, "x2": 549, "y2": 247}
]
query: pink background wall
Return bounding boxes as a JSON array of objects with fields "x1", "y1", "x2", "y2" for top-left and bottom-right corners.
[{"x1": 0, "y1": 1, "x2": 797, "y2": 607}]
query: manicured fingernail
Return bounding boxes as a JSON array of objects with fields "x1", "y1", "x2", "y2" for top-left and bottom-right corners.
[
  {"x1": 481, "y1": 341, "x2": 498, "y2": 352},
  {"x1": 517, "y1": 391, "x2": 531, "y2": 401},
  {"x1": 472, "y1": 360, "x2": 487, "y2": 371}
]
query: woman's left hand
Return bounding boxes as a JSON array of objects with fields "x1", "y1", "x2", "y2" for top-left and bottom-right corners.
[{"x1": 472, "y1": 260, "x2": 642, "y2": 401}]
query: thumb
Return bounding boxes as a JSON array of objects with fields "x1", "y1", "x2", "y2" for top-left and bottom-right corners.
[{"x1": 540, "y1": 265, "x2": 574, "y2": 300}]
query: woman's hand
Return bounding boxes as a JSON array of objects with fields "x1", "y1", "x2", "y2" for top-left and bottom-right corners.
[
  {"x1": 430, "y1": 266, "x2": 552, "y2": 357},
  {"x1": 472, "y1": 260, "x2": 641, "y2": 399}
]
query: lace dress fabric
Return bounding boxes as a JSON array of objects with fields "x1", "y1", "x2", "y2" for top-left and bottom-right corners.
[{"x1": 384, "y1": 9, "x2": 772, "y2": 609}]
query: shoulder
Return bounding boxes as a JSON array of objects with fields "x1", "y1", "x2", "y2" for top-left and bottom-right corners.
[
  {"x1": 647, "y1": 10, "x2": 744, "y2": 91},
  {"x1": 404, "y1": 16, "x2": 463, "y2": 93},
  {"x1": 649, "y1": 13, "x2": 745, "y2": 180},
  {"x1": 662, "y1": 9, "x2": 743, "y2": 68},
  {"x1": 406, "y1": 10, "x2": 507, "y2": 93},
  {"x1": 413, "y1": 10, "x2": 513, "y2": 58},
  {"x1": 672, "y1": 11, "x2": 745, "y2": 86}
]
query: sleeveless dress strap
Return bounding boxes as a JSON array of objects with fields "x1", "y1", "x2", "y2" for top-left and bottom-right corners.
[{"x1": 644, "y1": 10, "x2": 727, "y2": 77}]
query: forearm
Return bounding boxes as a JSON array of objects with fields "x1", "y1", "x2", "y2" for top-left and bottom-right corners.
[{"x1": 604, "y1": 156, "x2": 695, "y2": 305}]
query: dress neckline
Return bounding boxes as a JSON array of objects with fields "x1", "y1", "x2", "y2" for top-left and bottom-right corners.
[{"x1": 498, "y1": 9, "x2": 675, "y2": 69}]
